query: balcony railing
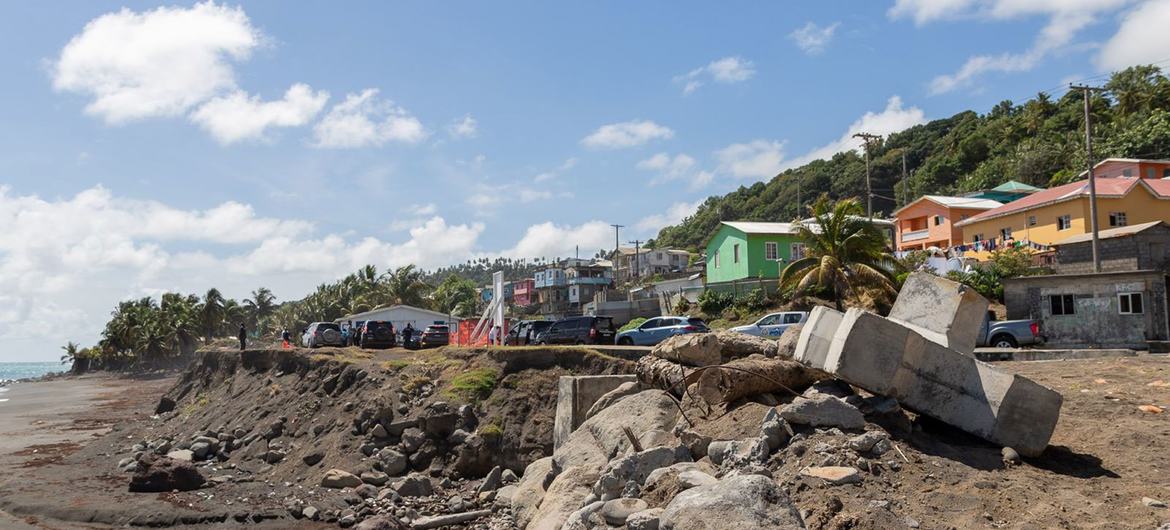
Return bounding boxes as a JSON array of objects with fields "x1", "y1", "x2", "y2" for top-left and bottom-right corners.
[{"x1": 901, "y1": 229, "x2": 929, "y2": 242}]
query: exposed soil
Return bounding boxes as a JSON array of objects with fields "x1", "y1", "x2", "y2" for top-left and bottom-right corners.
[{"x1": 0, "y1": 349, "x2": 1166, "y2": 529}]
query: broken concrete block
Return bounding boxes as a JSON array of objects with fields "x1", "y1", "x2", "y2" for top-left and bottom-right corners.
[
  {"x1": 888, "y1": 271, "x2": 989, "y2": 354},
  {"x1": 817, "y1": 309, "x2": 1061, "y2": 457},
  {"x1": 793, "y1": 306, "x2": 844, "y2": 369}
]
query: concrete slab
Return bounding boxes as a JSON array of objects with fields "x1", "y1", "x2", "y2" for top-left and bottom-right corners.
[
  {"x1": 793, "y1": 306, "x2": 844, "y2": 369},
  {"x1": 554, "y1": 375, "x2": 638, "y2": 449},
  {"x1": 823, "y1": 309, "x2": 1063, "y2": 457},
  {"x1": 888, "y1": 272, "x2": 989, "y2": 355}
]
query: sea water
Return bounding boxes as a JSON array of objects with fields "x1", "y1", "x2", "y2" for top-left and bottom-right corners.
[{"x1": 0, "y1": 362, "x2": 62, "y2": 385}]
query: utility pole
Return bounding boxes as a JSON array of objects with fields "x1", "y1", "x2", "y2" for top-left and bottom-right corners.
[
  {"x1": 610, "y1": 223, "x2": 624, "y2": 278},
  {"x1": 795, "y1": 177, "x2": 801, "y2": 219},
  {"x1": 900, "y1": 150, "x2": 908, "y2": 209},
  {"x1": 853, "y1": 132, "x2": 881, "y2": 218},
  {"x1": 1072, "y1": 84, "x2": 1105, "y2": 273},
  {"x1": 627, "y1": 240, "x2": 643, "y2": 279}
]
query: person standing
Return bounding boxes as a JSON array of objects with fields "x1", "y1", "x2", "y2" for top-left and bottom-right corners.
[
  {"x1": 403, "y1": 323, "x2": 414, "y2": 348},
  {"x1": 237, "y1": 323, "x2": 247, "y2": 351},
  {"x1": 488, "y1": 325, "x2": 498, "y2": 346}
]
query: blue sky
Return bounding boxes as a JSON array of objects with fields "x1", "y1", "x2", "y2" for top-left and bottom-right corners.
[{"x1": 2, "y1": 0, "x2": 1168, "y2": 360}]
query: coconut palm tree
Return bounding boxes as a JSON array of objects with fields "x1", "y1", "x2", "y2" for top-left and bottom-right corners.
[
  {"x1": 243, "y1": 287, "x2": 277, "y2": 334},
  {"x1": 779, "y1": 197, "x2": 897, "y2": 311},
  {"x1": 199, "y1": 288, "x2": 226, "y2": 342},
  {"x1": 377, "y1": 265, "x2": 431, "y2": 308}
]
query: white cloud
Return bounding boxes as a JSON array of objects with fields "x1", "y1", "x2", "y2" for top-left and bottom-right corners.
[
  {"x1": 891, "y1": 0, "x2": 1133, "y2": 94},
  {"x1": 782, "y1": 96, "x2": 927, "y2": 170},
  {"x1": 789, "y1": 22, "x2": 840, "y2": 55},
  {"x1": 499, "y1": 221, "x2": 614, "y2": 259},
  {"x1": 1097, "y1": 0, "x2": 1170, "y2": 71},
  {"x1": 313, "y1": 89, "x2": 427, "y2": 148},
  {"x1": 673, "y1": 57, "x2": 756, "y2": 94},
  {"x1": 52, "y1": 2, "x2": 262, "y2": 124},
  {"x1": 534, "y1": 157, "x2": 578, "y2": 182},
  {"x1": 407, "y1": 203, "x2": 437, "y2": 216},
  {"x1": 635, "y1": 200, "x2": 704, "y2": 234},
  {"x1": 189, "y1": 83, "x2": 329, "y2": 144},
  {"x1": 448, "y1": 114, "x2": 478, "y2": 138},
  {"x1": 636, "y1": 152, "x2": 711, "y2": 188},
  {"x1": 716, "y1": 140, "x2": 786, "y2": 179},
  {"x1": 581, "y1": 120, "x2": 675, "y2": 149}
]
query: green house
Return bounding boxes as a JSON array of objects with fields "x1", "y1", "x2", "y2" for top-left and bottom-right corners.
[{"x1": 704, "y1": 222, "x2": 803, "y2": 284}]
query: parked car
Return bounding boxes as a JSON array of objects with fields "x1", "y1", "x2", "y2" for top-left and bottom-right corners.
[
  {"x1": 505, "y1": 320, "x2": 554, "y2": 345},
  {"x1": 358, "y1": 321, "x2": 397, "y2": 349},
  {"x1": 616, "y1": 316, "x2": 709, "y2": 346},
  {"x1": 976, "y1": 311, "x2": 1044, "y2": 348},
  {"x1": 419, "y1": 325, "x2": 450, "y2": 348},
  {"x1": 535, "y1": 316, "x2": 616, "y2": 345},
  {"x1": 729, "y1": 311, "x2": 809, "y2": 338},
  {"x1": 303, "y1": 322, "x2": 344, "y2": 348}
]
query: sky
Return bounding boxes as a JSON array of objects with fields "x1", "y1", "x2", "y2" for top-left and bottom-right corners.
[{"x1": 2, "y1": 0, "x2": 1169, "y2": 361}]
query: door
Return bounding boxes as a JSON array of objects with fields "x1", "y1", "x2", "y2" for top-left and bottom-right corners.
[
  {"x1": 637, "y1": 318, "x2": 663, "y2": 345},
  {"x1": 755, "y1": 314, "x2": 782, "y2": 336}
]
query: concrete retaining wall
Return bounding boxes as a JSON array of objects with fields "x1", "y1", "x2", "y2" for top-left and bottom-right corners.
[{"x1": 553, "y1": 375, "x2": 638, "y2": 450}]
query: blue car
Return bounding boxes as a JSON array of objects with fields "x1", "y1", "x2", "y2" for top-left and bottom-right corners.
[{"x1": 615, "y1": 316, "x2": 709, "y2": 346}]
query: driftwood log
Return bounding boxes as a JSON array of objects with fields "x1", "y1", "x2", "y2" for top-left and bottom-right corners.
[
  {"x1": 693, "y1": 355, "x2": 821, "y2": 407},
  {"x1": 635, "y1": 355, "x2": 692, "y2": 396}
]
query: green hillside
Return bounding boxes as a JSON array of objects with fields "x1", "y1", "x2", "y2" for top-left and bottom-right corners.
[{"x1": 652, "y1": 65, "x2": 1170, "y2": 251}]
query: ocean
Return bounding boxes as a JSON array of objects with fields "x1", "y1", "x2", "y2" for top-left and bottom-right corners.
[{"x1": 0, "y1": 362, "x2": 64, "y2": 385}]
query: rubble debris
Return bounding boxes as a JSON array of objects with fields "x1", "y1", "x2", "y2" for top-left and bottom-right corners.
[
  {"x1": 412, "y1": 509, "x2": 492, "y2": 529},
  {"x1": 799, "y1": 466, "x2": 862, "y2": 486},
  {"x1": 793, "y1": 272, "x2": 1063, "y2": 457},
  {"x1": 693, "y1": 355, "x2": 820, "y2": 408},
  {"x1": 779, "y1": 394, "x2": 865, "y2": 430},
  {"x1": 127, "y1": 454, "x2": 206, "y2": 492},
  {"x1": 658, "y1": 474, "x2": 803, "y2": 530}
]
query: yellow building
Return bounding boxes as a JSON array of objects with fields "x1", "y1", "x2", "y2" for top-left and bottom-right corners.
[{"x1": 953, "y1": 177, "x2": 1170, "y2": 260}]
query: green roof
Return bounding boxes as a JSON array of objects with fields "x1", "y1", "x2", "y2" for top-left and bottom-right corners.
[{"x1": 990, "y1": 180, "x2": 1042, "y2": 193}]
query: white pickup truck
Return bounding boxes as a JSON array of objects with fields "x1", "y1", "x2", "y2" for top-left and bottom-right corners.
[{"x1": 728, "y1": 311, "x2": 809, "y2": 338}]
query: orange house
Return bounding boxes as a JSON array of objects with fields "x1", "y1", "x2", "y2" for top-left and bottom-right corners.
[
  {"x1": 893, "y1": 195, "x2": 1003, "y2": 251},
  {"x1": 1086, "y1": 158, "x2": 1170, "y2": 180}
]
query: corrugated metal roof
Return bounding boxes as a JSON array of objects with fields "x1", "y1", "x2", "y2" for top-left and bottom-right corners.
[
  {"x1": 722, "y1": 221, "x2": 799, "y2": 234},
  {"x1": 955, "y1": 178, "x2": 1170, "y2": 227},
  {"x1": 921, "y1": 195, "x2": 1004, "y2": 209},
  {"x1": 1053, "y1": 220, "x2": 1167, "y2": 246}
]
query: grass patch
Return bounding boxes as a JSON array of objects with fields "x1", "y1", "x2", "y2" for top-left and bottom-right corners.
[
  {"x1": 181, "y1": 394, "x2": 209, "y2": 416},
  {"x1": 403, "y1": 375, "x2": 434, "y2": 394},
  {"x1": 445, "y1": 368, "x2": 499, "y2": 403},
  {"x1": 479, "y1": 418, "x2": 503, "y2": 440},
  {"x1": 382, "y1": 359, "x2": 414, "y2": 372}
]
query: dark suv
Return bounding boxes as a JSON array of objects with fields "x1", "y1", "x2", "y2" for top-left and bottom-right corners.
[
  {"x1": 419, "y1": 325, "x2": 449, "y2": 348},
  {"x1": 359, "y1": 321, "x2": 396, "y2": 349},
  {"x1": 535, "y1": 316, "x2": 616, "y2": 345},
  {"x1": 505, "y1": 320, "x2": 554, "y2": 345}
]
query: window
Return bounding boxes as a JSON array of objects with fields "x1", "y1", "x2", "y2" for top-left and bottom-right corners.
[
  {"x1": 973, "y1": 233, "x2": 984, "y2": 242},
  {"x1": 791, "y1": 242, "x2": 806, "y2": 260},
  {"x1": 1119, "y1": 293, "x2": 1144, "y2": 314},
  {"x1": 713, "y1": 250, "x2": 719, "y2": 268},
  {"x1": 640, "y1": 318, "x2": 662, "y2": 329},
  {"x1": 764, "y1": 242, "x2": 778, "y2": 260},
  {"x1": 782, "y1": 313, "x2": 803, "y2": 324},
  {"x1": 1123, "y1": 168, "x2": 1133, "y2": 177},
  {"x1": 960, "y1": 214, "x2": 969, "y2": 221},
  {"x1": 1148, "y1": 168, "x2": 1156, "y2": 179},
  {"x1": 933, "y1": 215, "x2": 944, "y2": 226},
  {"x1": 1109, "y1": 212, "x2": 1127, "y2": 227},
  {"x1": 1163, "y1": 168, "x2": 1170, "y2": 178},
  {"x1": 1027, "y1": 215, "x2": 1037, "y2": 227},
  {"x1": 757, "y1": 314, "x2": 780, "y2": 326},
  {"x1": 733, "y1": 244, "x2": 740, "y2": 264},
  {"x1": 1000, "y1": 227, "x2": 1012, "y2": 240},
  {"x1": 1050, "y1": 294, "x2": 1075, "y2": 316},
  {"x1": 1057, "y1": 215, "x2": 1072, "y2": 230}
]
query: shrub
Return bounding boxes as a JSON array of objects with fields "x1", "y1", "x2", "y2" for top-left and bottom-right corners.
[
  {"x1": 447, "y1": 368, "x2": 499, "y2": 402},
  {"x1": 734, "y1": 288, "x2": 770, "y2": 312},
  {"x1": 698, "y1": 289, "x2": 733, "y2": 315},
  {"x1": 619, "y1": 318, "x2": 647, "y2": 333},
  {"x1": 673, "y1": 297, "x2": 691, "y2": 314}
]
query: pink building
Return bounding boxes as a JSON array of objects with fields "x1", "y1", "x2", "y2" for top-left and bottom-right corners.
[{"x1": 512, "y1": 279, "x2": 535, "y2": 307}]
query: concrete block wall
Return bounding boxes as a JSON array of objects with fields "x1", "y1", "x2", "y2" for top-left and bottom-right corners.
[
  {"x1": 553, "y1": 375, "x2": 638, "y2": 449},
  {"x1": 888, "y1": 272, "x2": 989, "y2": 354}
]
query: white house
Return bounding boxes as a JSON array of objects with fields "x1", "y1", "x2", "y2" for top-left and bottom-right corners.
[{"x1": 335, "y1": 304, "x2": 454, "y2": 332}]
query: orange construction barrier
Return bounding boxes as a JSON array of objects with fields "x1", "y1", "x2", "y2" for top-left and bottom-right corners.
[{"x1": 282, "y1": 340, "x2": 290, "y2": 349}]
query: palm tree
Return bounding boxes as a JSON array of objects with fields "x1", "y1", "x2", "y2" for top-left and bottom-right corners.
[
  {"x1": 779, "y1": 197, "x2": 897, "y2": 311},
  {"x1": 243, "y1": 287, "x2": 277, "y2": 334},
  {"x1": 378, "y1": 265, "x2": 431, "y2": 308},
  {"x1": 199, "y1": 288, "x2": 226, "y2": 342},
  {"x1": 60, "y1": 341, "x2": 80, "y2": 365}
]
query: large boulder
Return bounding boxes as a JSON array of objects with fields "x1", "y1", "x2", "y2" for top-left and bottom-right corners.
[
  {"x1": 420, "y1": 402, "x2": 461, "y2": 439},
  {"x1": 594, "y1": 445, "x2": 691, "y2": 499},
  {"x1": 128, "y1": 454, "x2": 205, "y2": 492},
  {"x1": 526, "y1": 465, "x2": 599, "y2": 530},
  {"x1": 774, "y1": 324, "x2": 803, "y2": 359},
  {"x1": 321, "y1": 469, "x2": 363, "y2": 489},
  {"x1": 659, "y1": 474, "x2": 804, "y2": 529},
  {"x1": 585, "y1": 381, "x2": 641, "y2": 419},
  {"x1": 511, "y1": 457, "x2": 555, "y2": 529},
  {"x1": 652, "y1": 334, "x2": 722, "y2": 367},
  {"x1": 554, "y1": 390, "x2": 680, "y2": 472},
  {"x1": 778, "y1": 394, "x2": 865, "y2": 430}
]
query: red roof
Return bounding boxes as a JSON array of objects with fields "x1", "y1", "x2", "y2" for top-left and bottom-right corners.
[{"x1": 955, "y1": 178, "x2": 1170, "y2": 226}]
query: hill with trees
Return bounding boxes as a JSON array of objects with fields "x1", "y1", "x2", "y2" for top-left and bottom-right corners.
[{"x1": 653, "y1": 65, "x2": 1170, "y2": 251}]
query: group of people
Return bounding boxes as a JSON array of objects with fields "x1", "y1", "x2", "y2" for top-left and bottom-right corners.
[
  {"x1": 487, "y1": 324, "x2": 505, "y2": 346},
  {"x1": 338, "y1": 321, "x2": 416, "y2": 347}
]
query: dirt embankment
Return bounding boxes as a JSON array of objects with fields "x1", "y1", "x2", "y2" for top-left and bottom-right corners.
[{"x1": 0, "y1": 345, "x2": 631, "y2": 527}]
